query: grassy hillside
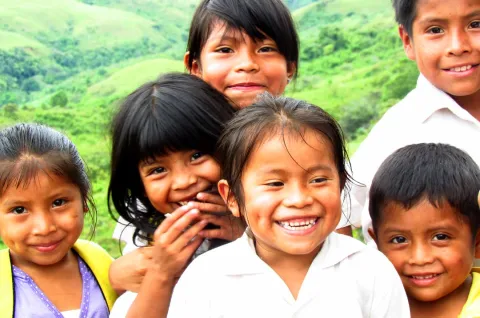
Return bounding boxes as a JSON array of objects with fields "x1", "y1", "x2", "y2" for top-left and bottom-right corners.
[{"x1": 0, "y1": 0, "x2": 419, "y2": 256}]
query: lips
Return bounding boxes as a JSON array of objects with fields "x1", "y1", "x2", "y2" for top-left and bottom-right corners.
[
  {"x1": 227, "y1": 82, "x2": 266, "y2": 90},
  {"x1": 33, "y1": 240, "x2": 61, "y2": 252},
  {"x1": 444, "y1": 64, "x2": 479, "y2": 72},
  {"x1": 175, "y1": 185, "x2": 217, "y2": 207},
  {"x1": 406, "y1": 272, "x2": 442, "y2": 287}
]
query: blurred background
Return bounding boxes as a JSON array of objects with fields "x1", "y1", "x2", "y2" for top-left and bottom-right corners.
[{"x1": 0, "y1": 0, "x2": 419, "y2": 256}]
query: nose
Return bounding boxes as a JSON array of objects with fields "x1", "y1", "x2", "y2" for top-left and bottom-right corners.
[
  {"x1": 32, "y1": 210, "x2": 57, "y2": 236},
  {"x1": 234, "y1": 49, "x2": 259, "y2": 73},
  {"x1": 171, "y1": 165, "x2": 198, "y2": 191},
  {"x1": 448, "y1": 29, "x2": 472, "y2": 56},
  {"x1": 283, "y1": 183, "x2": 314, "y2": 208},
  {"x1": 408, "y1": 241, "x2": 435, "y2": 266}
]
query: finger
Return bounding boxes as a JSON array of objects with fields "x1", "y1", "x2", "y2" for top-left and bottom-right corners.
[
  {"x1": 155, "y1": 209, "x2": 200, "y2": 245},
  {"x1": 196, "y1": 192, "x2": 225, "y2": 205},
  {"x1": 188, "y1": 201, "x2": 230, "y2": 216},
  {"x1": 199, "y1": 228, "x2": 230, "y2": 240},
  {"x1": 169, "y1": 219, "x2": 209, "y2": 251},
  {"x1": 478, "y1": 190, "x2": 480, "y2": 208},
  {"x1": 154, "y1": 205, "x2": 193, "y2": 237},
  {"x1": 178, "y1": 235, "x2": 204, "y2": 261}
]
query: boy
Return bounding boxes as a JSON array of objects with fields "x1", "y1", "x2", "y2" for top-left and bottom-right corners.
[
  {"x1": 341, "y1": 0, "x2": 480, "y2": 244},
  {"x1": 369, "y1": 143, "x2": 480, "y2": 317}
]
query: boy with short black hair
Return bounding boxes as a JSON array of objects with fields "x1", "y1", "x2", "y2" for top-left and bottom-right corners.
[
  {"x1": 342, "y1": 0, "x2": 480, "y2": 244},
  {"x1": 369, "y1": 143, "x2": 480, "y2": 317}
]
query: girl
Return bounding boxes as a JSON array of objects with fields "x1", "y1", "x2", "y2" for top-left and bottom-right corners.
[
  {"x1": 0, "y1": 123, "x2": 117, "y2": 317},
  {"x1": 166, "y1": 94, "x2": 410, "y2": 317},
  {"x1": 107, "y1": 73, "x2": 244, "y2": 317}
]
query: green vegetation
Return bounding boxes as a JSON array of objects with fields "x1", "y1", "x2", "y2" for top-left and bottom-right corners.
[{"x1": 0, "y1": 0, "x2": 418, "y2": 257}]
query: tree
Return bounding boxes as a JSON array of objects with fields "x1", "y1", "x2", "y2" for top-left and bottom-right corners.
[
  {"x1": 3, "y1": 103, "x2": 19, "y2": 119},
  {"x1": 21, "y1": 78, "x2": 41, "y2": 93},
  {"x1": 50, "y1": 91, "x2": 68, "y2": 107}
]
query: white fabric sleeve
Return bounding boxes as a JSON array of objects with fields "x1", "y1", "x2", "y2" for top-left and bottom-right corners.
[{"x1": 109, "y1": 292, "x2": 138, "y2": 318}]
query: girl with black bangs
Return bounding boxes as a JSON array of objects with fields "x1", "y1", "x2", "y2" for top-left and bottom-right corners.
[{"x1": 108, "y1": 73, "x2": 244, "y2": 317}]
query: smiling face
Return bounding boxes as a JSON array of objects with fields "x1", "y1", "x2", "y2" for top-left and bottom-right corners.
[
  {"x1": 374, "y1": 199, "x2": 477, "y2": 304},
  {"x1": 223, "y1": 128, "x2": 341, "y2": 263},
  {"x1": 138, "y1": 150, "x2": 220, "y2": 214},
  {"x1": 401, "y1": 0, "x2": 480, "y2": 101},
  {"x1": 187, "y1": 22, "x2": 295, "y2": 109},
  {"x1": 0, "y1": 171, "x2": 85, "y2": 269}
]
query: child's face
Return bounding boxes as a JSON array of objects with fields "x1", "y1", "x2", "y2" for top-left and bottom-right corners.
[
  {"x1": 374, "y1": 199, "x2": 476, "y2": 303},
  {"x1": 400, "y1": 0, "x2": 480, "y2": 100},
  {"x1": 0, "y1": 172, "x2": 85, "y2": 268},
  {"x1": 138, "y1": 150, "x2": 220, "y2": 213},
  {"x1": 187, "y1": 22, "x2": 295, "y2": 109},
  {"x1": 229, "y1": 129, "x2": 341, "y2": 261}
]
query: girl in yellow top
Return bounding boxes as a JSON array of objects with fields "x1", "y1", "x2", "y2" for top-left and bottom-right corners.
[{"x1": 0, "y1": 123, "x2": 117, "y2": 317}]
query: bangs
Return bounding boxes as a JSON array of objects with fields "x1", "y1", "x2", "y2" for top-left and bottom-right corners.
[{"x1": 123, "y1": 78, "x2": 229, "y2": 165}]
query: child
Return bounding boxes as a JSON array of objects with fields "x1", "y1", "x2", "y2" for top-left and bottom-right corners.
[
  {"x1": 184, "y1": 0, "x2": 298, "y2": 109},
  {"x1": 368, "y1": 143, "x2": 480, "y2": 317},
  {"x1": 163, "y1": 94, "x2": 410, "y2": 317},
  {"x1": 345, "y1": 0, "x2": 480, "y2": 243},
  {"x1": 107, "y1": 73, "x2": 245, "y2": 317},
  {"x1": 0, "y1": 123, "x2": 117, "y2": 317}
]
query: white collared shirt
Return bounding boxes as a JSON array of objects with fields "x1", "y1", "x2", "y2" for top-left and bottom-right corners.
[
  {"x1": 167, "y1": 232, "x2": 410, "y2": 318},
  {"x1": 342, "y1": 75, "x2": 480, "y2": 245}
]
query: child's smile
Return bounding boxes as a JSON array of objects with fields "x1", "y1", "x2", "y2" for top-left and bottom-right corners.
[
  {"x1": 229, "y1": 128, "x2": 342, "y2": 263},
  {"x1": 374, "y1": 199, "x2": 475, "y2": 304}
]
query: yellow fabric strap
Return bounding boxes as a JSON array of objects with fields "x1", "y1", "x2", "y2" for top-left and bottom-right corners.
[
  {"x1": 73, "y1": 239, "x2": 118, "y2": 310},
  {"x1": 459, "y1": 269, "x2": 480, "y2": 318},
  {"x1": 0, "y1": 249, "x2": 13, "y2": 318}
]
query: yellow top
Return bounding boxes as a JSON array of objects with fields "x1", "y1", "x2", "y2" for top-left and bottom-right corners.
[
  {"x1": 459, "y1": 269, "x2": 480, "y2": 318},
  {"x1": 0, "y1": 239, "x2": 118, "y2": 317}
]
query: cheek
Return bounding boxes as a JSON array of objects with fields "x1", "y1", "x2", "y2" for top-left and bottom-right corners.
[{"x1": 143, "y1": 180, "x2": 168, "y2": 211}]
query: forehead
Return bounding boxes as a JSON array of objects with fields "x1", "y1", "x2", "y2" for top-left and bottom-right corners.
[
  {"x1": 244, "y1": 128, "x2": 336, "y2": 172},
  {"x1": 414, "y1": 0, "x2": 480, "y2": 22},
  {"x1": 205, "y1": 20, "x2": 270, "y2": 44},
  {"x1": 378, "y1": 199, "x2": 470, "y2": 233}
]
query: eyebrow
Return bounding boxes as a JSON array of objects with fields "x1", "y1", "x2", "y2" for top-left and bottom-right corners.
[
  {"x1": 258, "y1": 164, "x2": 333, "y2": 175},
  {"x1": 418, "y1": 10, "x2": 480, "y2": 25}
]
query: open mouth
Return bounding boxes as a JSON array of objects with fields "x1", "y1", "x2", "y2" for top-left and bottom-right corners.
[
  {"x1": 176, "y1": 185, "x2": 218, "y2": 207},
  {"x1": 276, "y1": 217, "x2": 319, "y2": 231},
  {"x1": 409, "y1": 274, "x2": 440, "y2": 280}
]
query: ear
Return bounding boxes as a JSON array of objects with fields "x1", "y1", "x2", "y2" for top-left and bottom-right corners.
[
  {"x1": 184, "y1": 51, "x2": 202, "y2": 77},
  {"x1": 368, "y1": 228, "x2": 378, "y2": 244},
  {"x1": 83, "y1": 202, "x2": 89, "y2": 213},
  {"x1": 398, "y1": 25, "x2": 415, "y2": 61},
  {"x1": 287, "y1": 62, "x2": 296, "y2": 81},
  {"x1": 218, "y1": 179, "x2": 240, "y2": 218},
  {"x1": 477, "y1": 190, "x2": 480, "y2": 209},
  {"x1": 475, "y1": 229, "x2": 480, "y2": 259}
]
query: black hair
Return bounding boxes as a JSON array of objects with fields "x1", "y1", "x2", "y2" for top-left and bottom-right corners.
[
  {"x1": 108, "y1": 73, "x2": 236, "y2": 242},
  {"x1": 392, "y1": 0, "x2": 417, "y2": 36},
  {"x1": 217, "y1": 93, "x2": 352, "y2": 218},
  {"x1": 369, "y1": 143, "x2": 480, "y2": 238},
  {"x1": 0, "y1": 123, "x2": 96, "y2": 233},
  {"x1": 186, "y1": 0, "x2": 299, "y2": 77}
]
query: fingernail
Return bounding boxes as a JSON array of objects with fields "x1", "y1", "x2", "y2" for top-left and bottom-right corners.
[
  {"x1": 190, "y1": 209, "x2": 199, "y2": 214},
  {"x1": 187, "y1": 201, "x2": 195, "y2": 207},
  {"x1": 196, "y1": 193, "x2": 204, "y2": 200}
]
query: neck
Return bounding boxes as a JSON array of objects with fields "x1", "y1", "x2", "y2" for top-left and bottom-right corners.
[
  {"x1": 11, "y1": 250, "x2": 77, "y2": 278},
  {"x1": 409, "y1": 275, "x2": 472, "y2": 318},
  {"x1": 452, "y1": 90, "x2": 480, "y2": 121}
]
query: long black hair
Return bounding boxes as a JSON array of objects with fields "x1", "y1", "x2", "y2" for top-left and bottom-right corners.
[{"x1": 108, "y1": 73, "x2": 236, "y2": 242}]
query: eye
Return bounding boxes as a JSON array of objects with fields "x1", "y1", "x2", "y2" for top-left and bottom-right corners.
[
  {"x1": 390, "y1": 236, "x2": 407, "y2": 244},
  {"x1": 215, "y1": 47, "x2": 233, "y2": 53},
  {"x1": 470, "y1": 21, "x2": 480, "y2": 29},
  {"x1": 191, "y1": 152, "x2": 205, "y2": 161},
  {"x1": 433, "y1": 233, "x2": 449, "y2": 241},
  {"x1": 427, "y1": 27, "x2": 443, "y2": 34},
  {"x1": 149, "y1": 167, "x2": 166, "y2": 175},
  {"x1": 52, "y1": 199, "x2": 67, "y2": 207},
  {"x1": 259, "y1": 46, "x2": 278, "y2": 53},
  {"x1": 11, "y1": 206, "x2": 27, "y2": 215},
  {"x1": 311, "y1": 177, "x2": 327, "y2": 184},
  {"x1": 266, "y1": 181, "x2": 284, "y2": 187}
]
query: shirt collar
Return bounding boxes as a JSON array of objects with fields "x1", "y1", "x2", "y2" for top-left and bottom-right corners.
[
  {"x1": 221, "y1": 231, "x2": 364, "y2": 276},
  {"x1": 415, "y1": 74, "x2": 478, "y2": 125}
]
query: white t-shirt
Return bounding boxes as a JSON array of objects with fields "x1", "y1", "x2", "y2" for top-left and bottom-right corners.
[
  {"x1": 344, "y1": 75, "x2": 480, "y2": 245},
  {"x1": 166, "y1": 232, "x2": 410, "y2": 318}
]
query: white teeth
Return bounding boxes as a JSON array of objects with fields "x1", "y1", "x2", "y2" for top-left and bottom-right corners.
[
  {"x1": 412, "y1": 274, "x2": 437, "y2": 280},
  {"x1": 178, "y1": 201, "x2": 188, "y2": 206},
  {"x1": 450, "y1": 65, "x2": 472, "y2": 72},
  {"x1": 278, "y1": 218, "x2": 317, "y2": 231}
]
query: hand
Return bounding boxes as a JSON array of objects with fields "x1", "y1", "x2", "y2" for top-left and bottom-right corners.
[
  {"x1": 188, "y1": 191, "x2": 246, "y2": 241},
  {"x1": 150, "y1": 205, "x2": 208, "y2": 282},
  {"x1": 109, "y1": 247, "x2": 153, "y2": 293}
]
